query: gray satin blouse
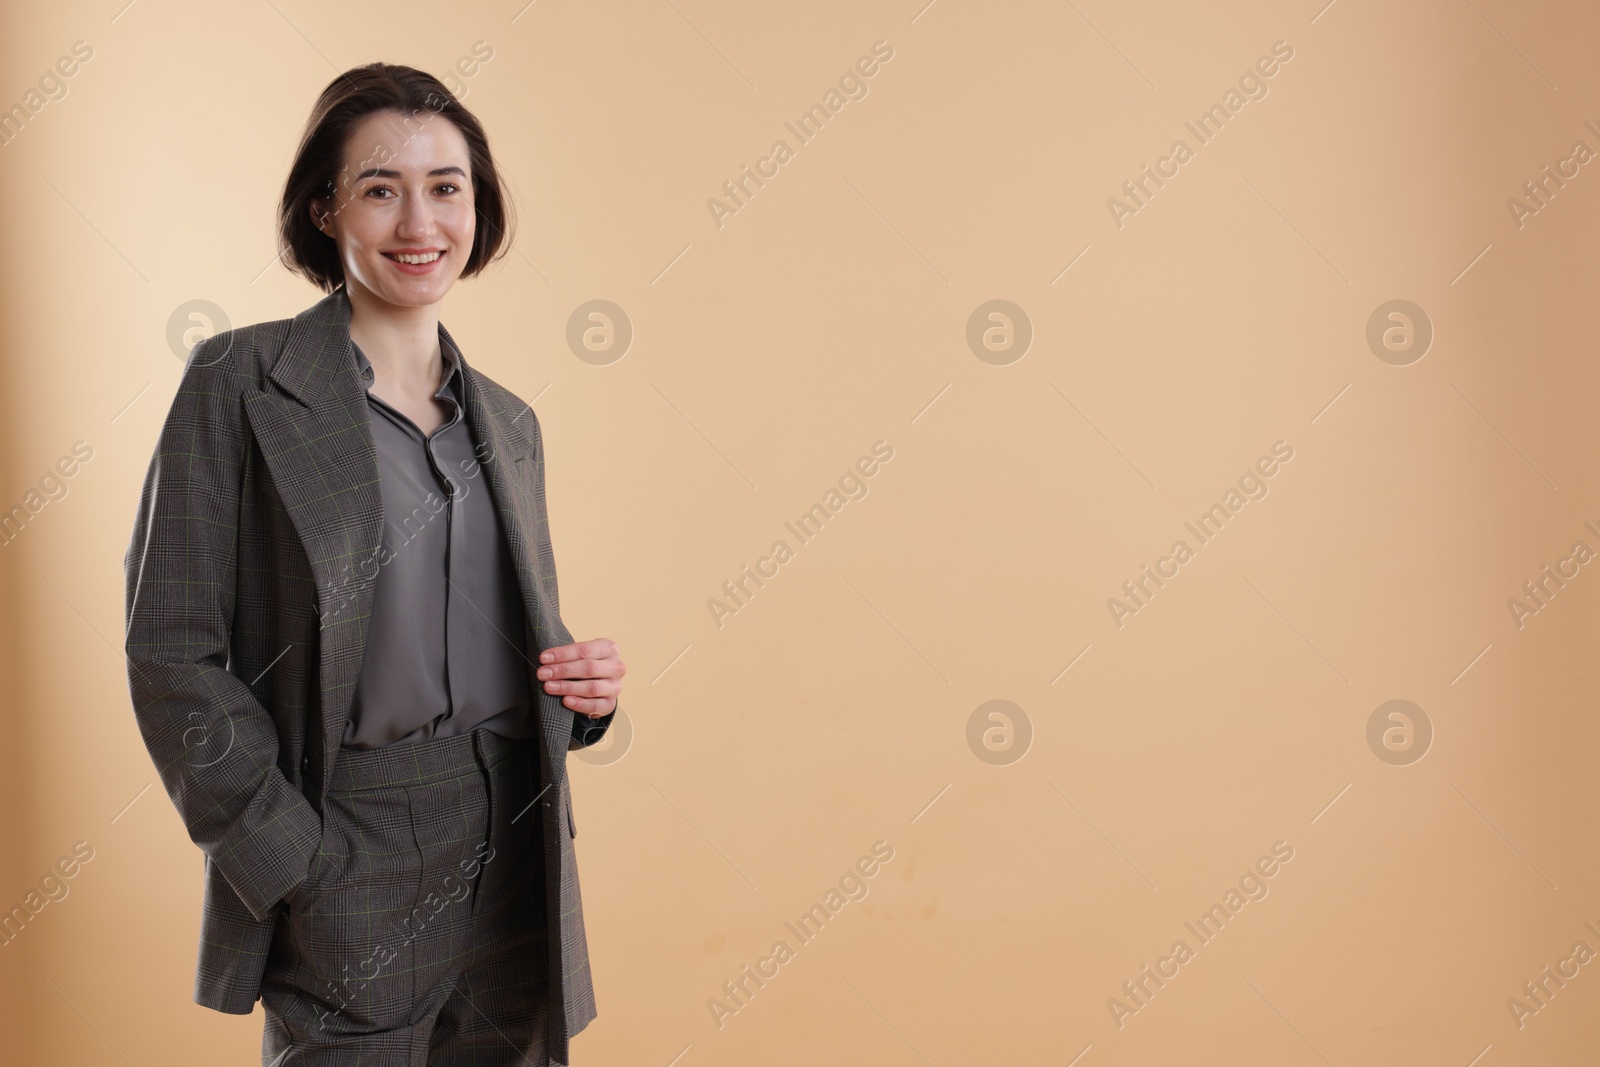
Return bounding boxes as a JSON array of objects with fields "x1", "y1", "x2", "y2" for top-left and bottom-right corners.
[{"x1": 342, "y1": 337, "x2": 536, "y2": 749}]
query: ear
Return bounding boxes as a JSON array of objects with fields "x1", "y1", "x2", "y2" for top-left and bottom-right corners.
[{"x1": 309, "y1": 198, "x2": 333, "y2": 237}]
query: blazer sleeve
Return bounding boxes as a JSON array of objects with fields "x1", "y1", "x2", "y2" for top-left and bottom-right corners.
[
  {"x1": 123, "y1": 335, "x2": 322, "y2": 921},
  {"x1": 518, "y1": 402, "x2": 618, "y2": 752}
]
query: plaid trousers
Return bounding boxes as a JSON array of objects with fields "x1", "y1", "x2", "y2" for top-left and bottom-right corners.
[{"x1": 260, "y1": 728, "x2": 557, "y2": 1066}]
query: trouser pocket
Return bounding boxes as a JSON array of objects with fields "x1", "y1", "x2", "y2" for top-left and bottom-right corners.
[
  {"x1": 293, "y1": 805, "x2": 349, "y2": 902},
  {"x1": 275, "y1": 786, "x2": 436, "y2": 1035}
]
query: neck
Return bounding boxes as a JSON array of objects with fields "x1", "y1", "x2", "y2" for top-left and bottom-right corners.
[{"x1": 344, "y1": 280, "x2": 445, "y2": 389}]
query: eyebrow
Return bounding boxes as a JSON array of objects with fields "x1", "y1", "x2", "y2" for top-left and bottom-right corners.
[{"x1": 354, "y1": 165, "x2": 468, "y2": 181}]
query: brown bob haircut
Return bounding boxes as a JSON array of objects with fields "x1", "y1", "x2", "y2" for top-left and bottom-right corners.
[{"x1": 278, "y1": 62, "x2": 514, "y2": 293}]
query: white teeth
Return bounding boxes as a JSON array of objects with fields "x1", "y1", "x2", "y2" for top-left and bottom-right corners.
[{"x1": 390, "y1": 251, "x2": 441, "y2": 264}]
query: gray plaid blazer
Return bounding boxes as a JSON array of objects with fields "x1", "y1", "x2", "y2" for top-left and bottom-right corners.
[{"x1": 123, "y1": 284, "x2": 614, "y2": 1063}]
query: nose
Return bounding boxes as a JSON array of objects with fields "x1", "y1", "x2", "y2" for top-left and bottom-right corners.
[{"x1": 396, "y1": 189, "x2": 434, "y2": 240}]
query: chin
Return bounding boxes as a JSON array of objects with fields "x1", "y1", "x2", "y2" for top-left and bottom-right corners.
[{"x1": 363, "y1": 276, "x2": 454, "y2": 306}]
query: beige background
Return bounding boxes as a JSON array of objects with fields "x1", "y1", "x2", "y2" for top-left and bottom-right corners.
[{"x1": 2, "y1": 0, "x2": 1597, "y2": 1063}]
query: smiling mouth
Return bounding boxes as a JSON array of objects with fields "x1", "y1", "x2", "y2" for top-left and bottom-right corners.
[{"x1": 384, "y1": 250, "x2": 443, "y2": 265}]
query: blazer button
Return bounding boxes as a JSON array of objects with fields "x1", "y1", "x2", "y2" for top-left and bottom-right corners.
[{"x1": 301, "y1": 755, "x2": 311, "y2": 772}]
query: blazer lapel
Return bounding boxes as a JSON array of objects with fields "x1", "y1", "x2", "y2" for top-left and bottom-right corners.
[
  {"x1": 450, "y1": 324, "x2": 574, "y2": 777},
  {"x1": 241, "y1": 285, "x2": 385, "y2": 766}
]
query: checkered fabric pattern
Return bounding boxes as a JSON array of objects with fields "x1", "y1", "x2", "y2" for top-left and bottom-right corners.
[
  {"x1": 261, "y1": 728, "x2": 554, "y2": 1065},
  {"x1": 124, "y1": 285, "x2": 614, "y2": 1065}
]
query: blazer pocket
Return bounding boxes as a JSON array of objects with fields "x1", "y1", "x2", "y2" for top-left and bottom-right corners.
[{"x1": 564, "y1": 788, "x2": 576, "y2": 838}]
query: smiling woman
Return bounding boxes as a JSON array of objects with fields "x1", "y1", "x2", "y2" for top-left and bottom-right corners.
[{"x1": 125, "y1": 62, "x2": 624, "y2": 1067}]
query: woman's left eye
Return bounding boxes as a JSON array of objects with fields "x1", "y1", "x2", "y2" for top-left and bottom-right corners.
[{"x1": 435, "y1": 183, "x2": 459, "y2": 195}]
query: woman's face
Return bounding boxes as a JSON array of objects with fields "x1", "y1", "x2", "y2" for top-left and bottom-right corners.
[{"x1": 312, "y1": 108, "x2": 476, "y2": 308}]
